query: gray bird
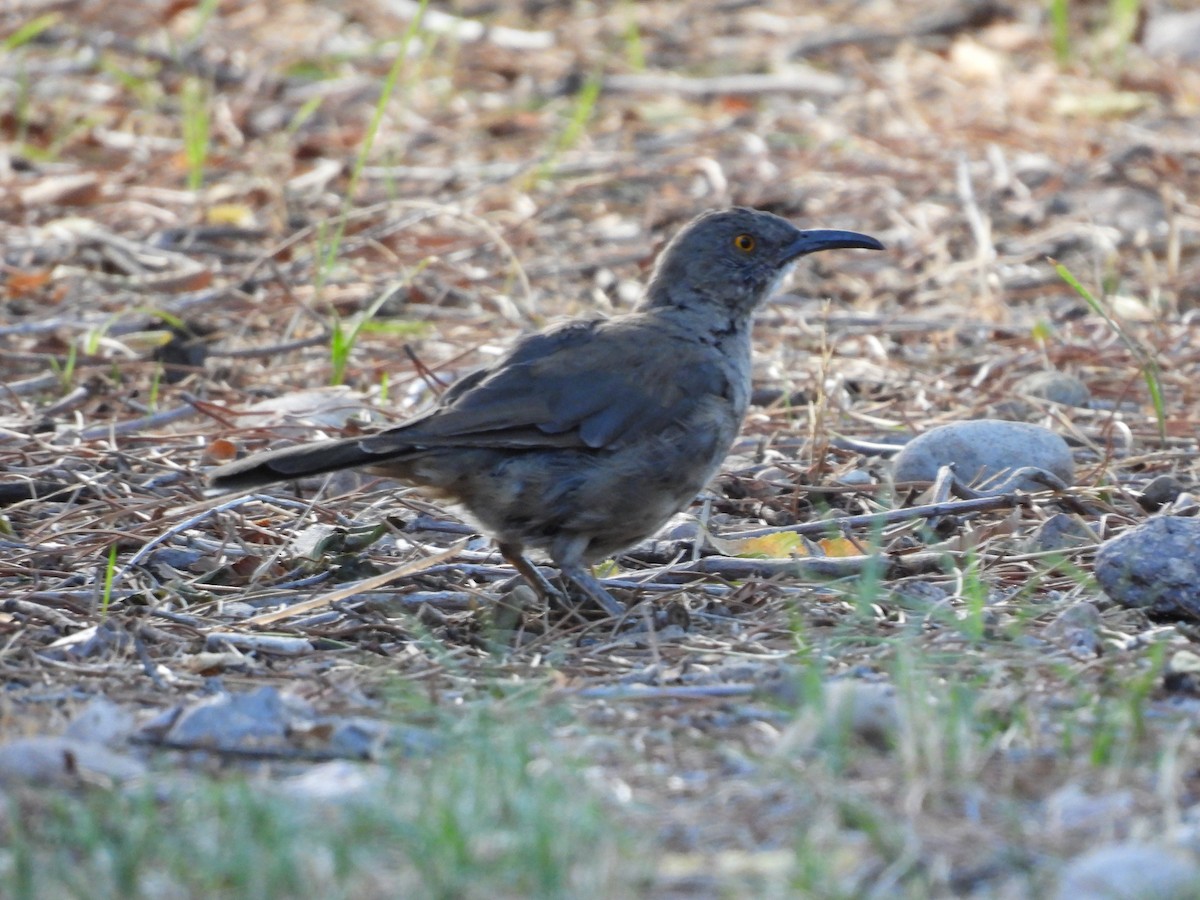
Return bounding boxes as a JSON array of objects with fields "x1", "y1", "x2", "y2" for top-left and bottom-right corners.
[{"x1": 208, "y1": 207, "x2": 883, "y2": 616}]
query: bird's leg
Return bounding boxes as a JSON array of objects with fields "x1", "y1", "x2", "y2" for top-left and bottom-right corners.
[
  {"x1": 551, "y1": 534, "x2": 626, "y2": 618},
  {"x1": 498, "y1": 540, "x2": 625, "y2": 618},
  {"x1": 497, "y1": 542, "x2": 570, "y2": 609},
  {"x1": 558, "y1": 564, "x2": 626, "y2": 618}
]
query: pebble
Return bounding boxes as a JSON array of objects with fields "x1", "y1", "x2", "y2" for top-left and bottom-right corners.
[
  {"x1": 892, "y1": 420, "x2": 1074, "y2": 490},
  {"x1": 1139, "y1": 475, "x2": 1189, "y2": 512},
  {"x1": 779, "y1": 679, "x2": 901, "y2": 753},
  {"x1": 1046, "y1": 784, "x2": 1134, "y2": 835},
  {"x1": 142, "y1": 685, "x2": 407, "y2": 759},
  {"x1": 1143, "y1": 9, "x2": 1200, "y2": 61},
  {"x1": 1028, "y1": 513, "x2": 1096, "y2": 552},
  {"x1": 835, "y1": 469, "x2": 874, "y2": 487},
  {"x1": 1045, "y1": 601, "x2": 1103, "y2": 658},
  {"x1": 0, "y1": 736, "x2": 145, "y2": 787},
  {"x1": 1056, "y1": 842, "x2": 1200, "y2": 899},
  {"x1": 888, "y1": 579, "x2": 952, "y2": 611},
  {"x1": 1015, "y1": 371, "x2": 1091, "y2": 408},
  {"x1": 1094, "y1": 516, "x2": 1200, "y2": 619}
]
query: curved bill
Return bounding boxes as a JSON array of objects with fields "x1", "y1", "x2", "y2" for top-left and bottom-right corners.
[{"x1": 784, "y1": 229, "x2": 884, "y2": 260}]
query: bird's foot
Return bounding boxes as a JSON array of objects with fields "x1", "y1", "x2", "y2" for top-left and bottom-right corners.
[
  {"x1": 560, "y1": 565, "x2": 626, "y2": 618},
  {"x1": 497, "y1": 543, "x2": 624, "y2": 618}
]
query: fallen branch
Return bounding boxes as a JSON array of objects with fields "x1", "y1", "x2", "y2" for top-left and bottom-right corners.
[
  {"x1": 671, "y1": 550, "x2": 950, "y2": 582},
  {"x1": 726, "y1": 491, "x2": 1031, "y2": 540}
]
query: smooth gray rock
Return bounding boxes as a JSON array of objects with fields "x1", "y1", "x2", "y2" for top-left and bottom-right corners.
[
  {"x1": 1015, "y1": 371, "x2": 1091, "y2": 408},
  {"x1": 1144, "y1": 10, "x2": 1200, "y2": 61},
  {"x1": 1046, "y1": 601, "x2": 1103, "y2": 658},
  {"x1": 1028, "y1": 513, "x2": 1096, "y2": 552},
  {"x1": 1095, "y1": 516, "x2": 1200, "y2": 619},
  {"x1": 1139, "y1": 475, "x2": 1188, "y2": 512},
  {"x1": 0, "y1": 736, "x2": 145, "y2": 786},
  {"x1": 893, "y1": 420, "x2": 1074, "y2": 490},
  {"x1": 162, "y1": 686, "x2": 297, "y2": 749},
  {"x1": 1056, "y1": 843, "x2": 1200, "y2": 900},
  {"x1": 63, "y1": 696, "x2": 136, "y2": 746},
  {"x1": 143, "y1": 685, "x2": 428, "y2": 760},
  {"x1": 780, "y1": 679, "x2": 901, "y2": 753}
]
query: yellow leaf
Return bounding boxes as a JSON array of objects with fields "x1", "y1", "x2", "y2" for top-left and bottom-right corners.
[
  {"x1": 725, "y1": 532, "x2": 813, "y2": 559},
  {"x1": 816, "y1": 536, "x2": 862, "y2": 557},
  {"x1": 206, "y1": 203, "x2": 257, "y2": 227}
]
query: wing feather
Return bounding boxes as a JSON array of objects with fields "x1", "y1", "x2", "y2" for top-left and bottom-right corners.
[{"x1": 361, "y1": 316, "x2": 726, "y2": 455}]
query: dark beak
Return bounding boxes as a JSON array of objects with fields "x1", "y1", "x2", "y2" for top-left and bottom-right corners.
[{"x1": 783, "y1": 229, "x2": 884, "y2": 260}]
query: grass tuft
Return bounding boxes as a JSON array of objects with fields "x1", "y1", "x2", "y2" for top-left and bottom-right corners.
[{"x1": 1053, "y1": 259, "x2": 1166, "y2": 441}]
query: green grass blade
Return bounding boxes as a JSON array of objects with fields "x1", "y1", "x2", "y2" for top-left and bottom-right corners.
[
  {"x1": 1049, "y1": 0, "x2": 1071, "y2": 65},
  {"x1": 1053, "y1": 259, "x2": 1166, "y2": 441},
  {"x1": 100, "y1": 544, "x2": 118, "y2": 617},
  {"x1": 4, "y1": 13, "x2": 60, "y2": 50}
]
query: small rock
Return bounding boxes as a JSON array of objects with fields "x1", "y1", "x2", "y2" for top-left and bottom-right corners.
[
  {"x1": 1139, "y1": 475, "x2": 1188, "y2": 512},
  {"x1": 1057, "y1": 843, "x2": 1200, "y2": 900},
  {"x1": 146, "y1": 686, "x2": 419, "y2": 760},
  {"x1": 835, "y1": 469, "x2": 874, "y2": 487},
  {"x1": 1143, "y1": 10, "x2": 1200, "y2": 61},
  {"x1": 1094, "y1": 517, "x2": 1200, "y2": 619},
  {"x1": 824, "y1": 680, "x2": 900, "y2": 750},
  {"x1": 0, "y1": 736, "x2": 145, "y2": 787},
  {"x1": 893, "y1": 420, "x2": 1074, "y2": 490},
  {"x1": 1170, "y1": 493, "x2": 1200, "y2": 516},
  {"x1": 780, "y1": 679, "x2": 901, "y2": 753},
  {"x1": 1028, "y1": 513, "x2": 1096, "y2": 552},
  {"x1": 1015, "y1": 371, "x2": 1091, "y2": 408},
  {"x1": 322, "y1": 717, "x2": 394, "y2": 760},
  {"x1": 1046, "y1": 602, "x2": 1103, "y2": 658},
  {"x1": 888, "y1": 579, "x2": 952, "y2": 611},
  {"x1": 64, "y1": 696, "x2": 136, "y2": 746},
  {"x1": 161, "y1": 685, "x2": 298, "y2": 750},
  {"x1": 1046, "y1": 784, "x2": 1135, "y2": 835},
  {"x1": 279, "y1": 760, "x2": 388, "y2": 801},
  {"x1": 1163, "y1": 650, "x2": 1200, "y2": 695}
]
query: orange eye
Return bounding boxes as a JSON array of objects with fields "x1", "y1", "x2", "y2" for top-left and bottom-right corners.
[{"x1": 733, "y1": 233, "x2": 756, "y2": 252}]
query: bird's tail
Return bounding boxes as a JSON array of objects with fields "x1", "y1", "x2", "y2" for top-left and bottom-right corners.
[{"x1": 206, "y1": 437, "x2": 388, "y2": 494}]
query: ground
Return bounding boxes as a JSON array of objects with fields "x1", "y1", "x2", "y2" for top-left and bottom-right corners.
[{"x1": 2, "y1": 0, "x2": 1200, "y2": 896}]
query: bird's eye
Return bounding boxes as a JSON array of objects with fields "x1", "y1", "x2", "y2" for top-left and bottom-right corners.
[{"x1": 733, "y1": 233, "x2": 756, "y2": 252}]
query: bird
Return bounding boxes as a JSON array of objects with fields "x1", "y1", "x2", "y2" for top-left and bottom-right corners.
[{"x1": 207, "y1": 207, "x2": 884, "y2": 616}]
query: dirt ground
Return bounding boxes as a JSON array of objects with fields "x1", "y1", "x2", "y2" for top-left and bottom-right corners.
[{"x1": 2, "y1": 0, "x2": 1200, "y2": 896}]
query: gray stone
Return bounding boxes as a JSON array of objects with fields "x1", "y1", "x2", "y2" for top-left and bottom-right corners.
[
  {"x1": 1046, "y1": 602, "x2": 1103, "y2": 658},
  {"x1": 1144, "y1": 10, "x2": 1200, "y2": 61},
  {"x1": 63, "y1": 696, "x2": 136, "y2": 746},
  {"x1": 1139, "y1": 475, "x2": 1188, "y2": 512},
  {"x1": 1015, "y1": 371, "x2": 1091, "y2": 408},
  {"x1": 893, "y1": 420, "x2": 1074, "y2": 490},
  {"x1": 1046, "y1": 784, "x2": 1135, "y2": 835},
  {"x1": 1057, "y1": 843, "x2": 1200, "y2": 899},
  {"x1": 780, "y1": 680, "x2": 901, "y2": 753},
  {"x1": 0, "y1": 736, "x2": 145, "y2": 786},
  {"x1": 162, "y1": 686, "x2": 299, "y2": 750},
  {"x1": 1095, "y1": 516, "x2": 1200, "y2": 619},
  {"x1": 1029, "y1": 513, "x2": 1096, "y2": 552}
]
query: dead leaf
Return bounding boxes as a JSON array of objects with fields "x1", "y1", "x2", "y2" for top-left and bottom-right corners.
[{"x1": 4, "y1": 268, "x2": 54, "y2": 298}]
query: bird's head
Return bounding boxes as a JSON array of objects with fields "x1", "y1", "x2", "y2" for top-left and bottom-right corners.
[{"x1": 643, "y1": 207, "x2": 883, "y2": 319}]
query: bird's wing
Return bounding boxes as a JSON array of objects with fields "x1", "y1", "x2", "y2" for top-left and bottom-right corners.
[{"x1": 364, "y1": 317, "x2": 729, "y2": 454}]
